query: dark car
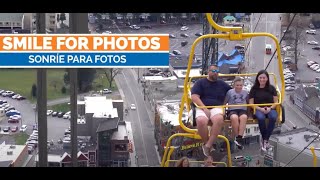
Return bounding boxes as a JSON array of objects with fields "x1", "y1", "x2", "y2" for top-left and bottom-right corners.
[
  {"x1": 172, "y1": 50, "x2": 182, "y2": 55},
  {"x1": 8, "y1": 118, "x2": 19, "y2": 123},
  {"x1": 181, "y1": 41, "x2": 188, "y2": 47},
  {"x1": 3, "y1": 127, "x2": 10, "y2": 132},
  {"x1": 52, "y1": 112, "x2": 58, "y2": 117},
  {"x1": 17, "y1": 96, "x2": 26, "y2": 100},
  {"x1": 180, "y1": 33, "x2": 189, "y2": 38},
  {"x1": 195, "y1": 33, "x2": 203, "y2": 37},
  {"x1": 143, "y1": 25, "x2": 152, "y2": 29},
  {"x1": 312, "y1": 46, "x2": 320, "y2": 50},
  {"x1": 57, "y1": 112, "x2": 65, "y2": 118}
]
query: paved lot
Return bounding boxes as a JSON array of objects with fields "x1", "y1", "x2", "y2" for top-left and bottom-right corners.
[{"x1": 0, "y1": 96, "x2": 70, "y2": 145}]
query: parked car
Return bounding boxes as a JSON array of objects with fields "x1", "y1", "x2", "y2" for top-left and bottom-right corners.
[
  {"x1": 180, "y1": 33, "x2": 189, "y2": 37},
  {"x1": 6, "y1": 110, "x2": 21, "y2": 117},
  {"x1": 63, "y1": 111, "x2": 71, "y2": 119},
  {"x1": 180, "y1": 26, "x2": 188, "y2": 31},
  {"x1": 307, "y1": 41, "x2": 318, "y2": 45},
  {"x1": 8, "y1": 118, "x2": 19, "y2": 123},
  {"x1": 306, "y1": 29, "x2": 316, "y2": 35},
  {"x1": 312, "y1": 46, "x2": 320, "y2": 50},
  {"x1": 172, "y1": 50, "x2": 182, "y2": 55},
  {"x1": 181, "y1": 41, "x2": 188, "y2": 47},
  {"x1": 129, "y1": 25, "x2": 140, "y2": 30},
  {"x1": 102, "y1": 89, "x2": 112, "y2": 94},
  {"x1": 52, "y1": 111, "x2": 58, "y2": 117},
  {"x1": 47, "y1": 110, "x2": 53, "y2": 116},
  {"x1": 195, "y1": 32, "x2": 203, "y2": 37},
  {"x1": 57, "y1": 112, "x2": 65, "y2": 118},
  {"x1": 169, "y1": 34, "x2": 176, "y2": 38},
  {"x1": 3, "y1": 126, "x2": 10, "y2": 132},
  {"x1": 20, "y1": 125, "x2": 27, "y2": 132}
]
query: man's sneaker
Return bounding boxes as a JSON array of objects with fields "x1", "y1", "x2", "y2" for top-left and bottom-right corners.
[
  {"x1": 261, "y1": 140, "x2": 267, "y2": 152},
  {"x1": 202, "y1": 145, "x2": 211, "y2": 157},
  {"x1": 234, "y1": 139, "x2": 244, "y2": 150},
  {"x1": 265, "y1": 141, "x2": 272, "y2": 149}
]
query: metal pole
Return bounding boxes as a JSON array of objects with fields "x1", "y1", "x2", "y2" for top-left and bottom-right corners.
[
  {"x1": 36, "y1": 13, "x2": 47, "y2": 167},
  {"x1": 69, "y1": 13, "x2": 88, "y2": 167}
]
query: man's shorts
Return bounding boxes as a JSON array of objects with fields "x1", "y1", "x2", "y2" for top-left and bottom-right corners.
[
  {"x1": 195, "y1": 107, "x2": 224, "y2": 120},
  {"x1": 227, "y1": 109, "x2": 247, "y2": 120}
]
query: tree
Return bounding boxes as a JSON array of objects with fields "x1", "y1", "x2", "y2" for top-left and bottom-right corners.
[
  {"x1": 31, "y1": 84, "x2": 37, "y2": 98},
  {"x1": 64, "y1": 69, "x2": 97, "y2": 92},
  {"x1": 60, "y1": 13, "x2": 66, "y2": 23},
  {"x1": 50, "y1": 80, "x2": 59, "y2": 90},
  {"x1": 104, "y1": 68, "x2": 121, "y2": 88},
  {"x1": 290, "y1": 14, "x2": 308, "y2": 70}
]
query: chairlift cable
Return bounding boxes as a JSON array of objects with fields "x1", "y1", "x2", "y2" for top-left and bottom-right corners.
[
  {"x1": 244, "y1": 13, "x2": 263, "y2": 53},
  {"x1": 284, "y1": 128, "x2": 319, "y2": 167},
  {"x1": 265, "y1": 13, "x2": 297, "y2": 70}
]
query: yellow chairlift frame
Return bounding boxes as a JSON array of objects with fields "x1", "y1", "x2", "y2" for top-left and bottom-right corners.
[{"x1": 161, "y1": 13, "x2": 285, "y2": 167}]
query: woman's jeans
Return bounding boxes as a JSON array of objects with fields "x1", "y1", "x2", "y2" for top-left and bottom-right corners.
[{"x1": 255, "y1": 109, "x2": 278, "y2": 141}]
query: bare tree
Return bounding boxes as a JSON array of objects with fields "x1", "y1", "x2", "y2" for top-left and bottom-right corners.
[
  {"x1": 104, "y1": 68, "x2": 121, "y2": 88},
  {"x1": 289, "y1": 14, "x2": 308, "y2": 70}
]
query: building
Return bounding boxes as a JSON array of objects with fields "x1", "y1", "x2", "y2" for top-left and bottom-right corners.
[
  {"x1": 76, "y1": 96, "x2": 130, "y2": 167},
  {"x1": 268, "y1": 127, "x2": 320, "y2": 167},
  {"x1": 36, "y1": 151, "x2": 96, "y2": 167},
  {"x1": 0, "y1": 142, "x2": 34, "y2": 167},
  {"x1": 291, "y1": 84, "x2": 320, "y2": 124},
  {"x1": 23, "y1": 13, "x2": 65, "y2": 33},
  {"x1": 0, "y1": 13, "x2": 23, "y2": 30}
]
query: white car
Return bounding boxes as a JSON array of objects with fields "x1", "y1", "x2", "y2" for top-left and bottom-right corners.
[
  {"x1": 20, "y1": 125, "x2": 27, "y2": 132},
  {"x1": 10, "y1": 114, "x2": 22, "y2": 120},
  {"x1": 130, "y1": 104, "x2": 136, "y2": 110},
  {"x1": 181, "y1": 26, "x2": 188, "y2": 31},
  {"x1": 285, "y1": 86, "x2": 295, "y2": 91},
  {"x1": 102, "y1": 31, "x2": 112, "y2": 34},
  {"x1": 169, "y1": 34, "x2": 176, "y2": 38},
  {"x1": 130, "y1": 25, "x2": 140, "y2": 30},
  {"x1": 47, "y1": 110, "x2": 53, "y2": 116},
  {"x1": 307, "y1": 41, "x2": 318, "y2": 45},
  {"x1": 63, "y1": 111, "x2": 71, "y2": 119},
  {"x1": 306, "y1": 29, "x2": 316, "y2": 34}
]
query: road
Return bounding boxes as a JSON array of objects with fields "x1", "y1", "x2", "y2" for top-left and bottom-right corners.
[
  {"x1": 115, "y1": 69, "x2": 159, "y2": 167},
  {"x1": 248, "y1": 13, "x2": 312, "y2": 131}
]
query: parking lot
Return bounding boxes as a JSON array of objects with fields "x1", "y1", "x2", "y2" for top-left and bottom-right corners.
[
  {"x1": 0, "y1": 95, "x2": 69, "y2": 147},
  {"x1": 283, "y1": 27, "x2": 320, "y2": 82}
]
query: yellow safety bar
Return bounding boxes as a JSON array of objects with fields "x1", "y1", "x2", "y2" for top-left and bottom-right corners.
[
  {"x1": 165, "y1": 160, "x2": 227, "y2": 167},
  {"x1": 308, "y1": 146, "x2": 319, "y2": 167},
  {"x1": 161, "y1": 134, "x2": 232, "y2": 167},
  {"x1": 161, "y1": 13, "x2": 285, "y2": 167}
]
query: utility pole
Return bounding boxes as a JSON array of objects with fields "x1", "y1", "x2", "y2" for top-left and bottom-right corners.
[
  {"x1": 69, "y1": 13, "x2": 88, "y2": 167},
  {"x1": 36, "y1": 13, "x2": 48, "y2": 167}
]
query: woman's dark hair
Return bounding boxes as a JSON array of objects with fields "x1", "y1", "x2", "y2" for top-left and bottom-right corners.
[{"x1": 253, "y1": 70, "x2": 270, "y2": 89}]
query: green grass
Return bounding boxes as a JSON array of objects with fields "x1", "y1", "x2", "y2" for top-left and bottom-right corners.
[
  {"x1": 48, "y1": 102, "x2": 70, "y2": 112},
  {"x1": 0, "y1": 69, "x2": 68, "y2": 103},
  {"x1": 92, "y1": 70, "x2": 118, "y2": 91},
  {"x1": 0, "y1": 69, "x2": 118, "y2": 103},
  {"x1": 13, "y1": 132, "x2": 29, "y2": 145}
]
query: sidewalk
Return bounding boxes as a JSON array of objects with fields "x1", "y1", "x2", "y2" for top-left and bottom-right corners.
[{"x1": 126, "y1": 121, "x2": 138, "y2": 167}]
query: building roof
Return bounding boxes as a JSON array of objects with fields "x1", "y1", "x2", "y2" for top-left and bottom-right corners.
[
  {"x1": 0, "y1": 13, "x2": 23, "y2": 22},
  {"x1": 169, "y1": 56, "x2": 202, "y2": 69},
  {"x1": 304, "y1": 97, "x2": 320, "y2": 110},
  {"x1": 0, "y1": 142, "x2": 26, "y2": 162},
  {"x1": 174, "y1": 69, "x2": 202, "y2": 79},
  {"x1": 156, "y1": 100, "x2": 189, "y2": 126},
  {"x1": 272, "y1": 127, "x2": 320, "y2": 157},
  {"x1": 111, "y1": 124, "x2": 128, "y2": 140},
  {"x1": 96, "y1": 118, "x2": 119, "y2": 132},
  {"x1": 84, "y1": 97, "x2": 118, "y2": 118},
  {"x1": 0, "y1": 160, "x2": 12, "y2": 167},
  {"x1": 294, "y1": 84, "x2": 306, "y2": 98}
]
